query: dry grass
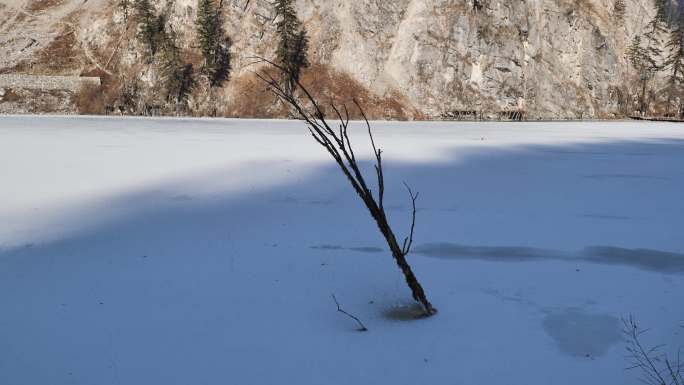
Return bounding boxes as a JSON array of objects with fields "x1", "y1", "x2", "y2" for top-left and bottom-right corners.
[
  {"x1": 0, "y1": 88, "x2": 76, "y2": 114},
  {"x1": 224, "y1": 64, "x2": 420, "y2": 120},
  {"x1": 183, "y1": 49, "x2": 205, "y2": 70},
  {"x1": 0, "y1": 88, "x2": 22, "y2": 103},
  {"x1": 36, "y1": 30, "x2": 82, "y2": 74},
  {"x1": 299, "y1": 63, "x2": 419, "y2": 120},
  {"x1": 27, "y1": 0, "x2": 64, "y2": 12},
  {"x1": 0, "y1": 5, "x2": 12, "y2": 30},
  {"x1": 223, "y1": 69, "x2": 287, "y2": 118}
]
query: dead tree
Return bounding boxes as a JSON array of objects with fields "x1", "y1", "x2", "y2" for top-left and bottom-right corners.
[{"x1": 253, "y1": 58, "x2": 437, "y2": 317}]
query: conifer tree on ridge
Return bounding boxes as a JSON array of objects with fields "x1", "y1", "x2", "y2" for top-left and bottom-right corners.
[
  {"x1": 274, "y1": 0, "x2": 309, "y2": 96},
  {"x1": 196, "y1": 0, "x2": 231, "y2": 88}
]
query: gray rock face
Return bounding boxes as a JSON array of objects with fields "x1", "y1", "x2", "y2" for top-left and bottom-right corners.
[
  {"x1": 0, "y1": 0, "x2": 669, "y2": 118},
  {"x1": 209, "y1": 0, "x2": 655, "y2": 119}
]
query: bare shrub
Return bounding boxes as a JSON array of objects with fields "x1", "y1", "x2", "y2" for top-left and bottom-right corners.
[
  {"x1": 77, "y1": 83, "x2": 105, "y2": 115},
  {"x1": 80, "y1": 68, "x2": 120, "y2": 108},
  {"x1": 623, "y1": 316, "x2": 683, "y2": 385},
  {"x1": 116, "y1": 77, "x2": 142, "y2": 115}
]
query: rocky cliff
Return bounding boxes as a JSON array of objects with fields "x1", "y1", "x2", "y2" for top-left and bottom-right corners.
[{"x1": 0, "y1": 0, "x2": 678, "y2": 118}]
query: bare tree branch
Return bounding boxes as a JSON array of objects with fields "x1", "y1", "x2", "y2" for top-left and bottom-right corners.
[
  {"x1": 623, "y1": 315, "x2": 683, "y2": 385},
  {"x1": 250, "y1": 56, "x2": 437, "y2": 316},
  {"x1": 331, "y1": 294, "x2": 368, "y2": 332},
  {"x1": 402, "y1": 182, "x2": 419, "y2": 256}
]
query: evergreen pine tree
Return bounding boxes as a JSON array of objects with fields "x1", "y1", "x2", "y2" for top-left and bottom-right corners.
[
  {"x1": 653, "y1": 0, "x2": 671, "y2": 25},
  {"x1": 133, "y1": 0, "x2": 159, "y2": 58},
  {"x1": 628, "y1": 36, "x2": 650, "y2": 72},
  {"x1": 628, "y1": 0, "x2": 671, "y2": 116},
  {"x1": 196, "y1": 0, "x2": 231, "y2": 87},
  {"x1": 665, "y1": 18, "x2": 684, "y2": 115},
  {"x1": 613, "y1": 0, "x2": 626, "y2": 26},
  {"x1": 196, "y1": 0, "x2": 217, "y2": 57},
  {"x1": 628, "y1": 36, "x2": 641, "y2": 65},
  {"x1": 274, "y1": 0, "x2": 309, "y2": 95},
  {"x1": 291, "y1": 29, "x2": 309, "y2": 77},
  {"x1": 628, "y1": 35, "x2": 654, "y2": 114},
  {"x1": 643, "y1": 16, "x2": 668, "y2": 71},
  {"x1": 158, "y1": 28, "x2": 194, "y2": 108},
  {"x1": 119, "y1": 0, "x2": 130, "y2": 23},
  {"x1": 118, "y1": 78, "x2": 141, "y2": 114}
]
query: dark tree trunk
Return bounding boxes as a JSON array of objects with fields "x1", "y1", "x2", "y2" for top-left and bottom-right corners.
[
  {"x1": 385, "y1": 230, "x2": 435, "y2": 315},
  {"x1": 640, "y1": 79, "x2": 648, "y2": 116}
]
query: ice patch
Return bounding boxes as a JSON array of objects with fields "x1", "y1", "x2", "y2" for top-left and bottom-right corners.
[
  {"x1": 542, "y1": 308, "x2": 621, "y2": 358},
  {"x1": 580, "y1": 246, "x2": 684, "y2": 273},
  {"x1": 414, "y1": 243, "x2": 560, "y2": 262},
  {"x1": 582, "y1": 174, "x2": 670, "y2": 181},
  {"x1": 310, "y1": 245, "x2": 384, "y2": 253},
  {"x1": 581, "y1": 214, "x2": 634, "y2": 221},
  {"x1": 416, "y1": 243, "x2": 684, "y2": 273}
]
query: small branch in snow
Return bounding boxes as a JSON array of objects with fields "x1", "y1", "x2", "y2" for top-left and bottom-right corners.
[{"x1": 332, "y1": 294, "x2": 368, "y2": 332}]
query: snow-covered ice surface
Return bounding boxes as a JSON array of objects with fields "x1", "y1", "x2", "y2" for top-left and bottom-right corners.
[{"x1": 1, "y1": 116, "x2": 683, "y2": 385}]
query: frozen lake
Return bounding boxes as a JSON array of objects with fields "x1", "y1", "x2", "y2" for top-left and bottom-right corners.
[{"x1": 1, "y1": 116, "x2": 683, "y2": 385}]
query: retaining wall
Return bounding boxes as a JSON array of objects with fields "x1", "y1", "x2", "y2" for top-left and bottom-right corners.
[{"x1": 0, "y1": 74, "x2": 101, "y2": 92}]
